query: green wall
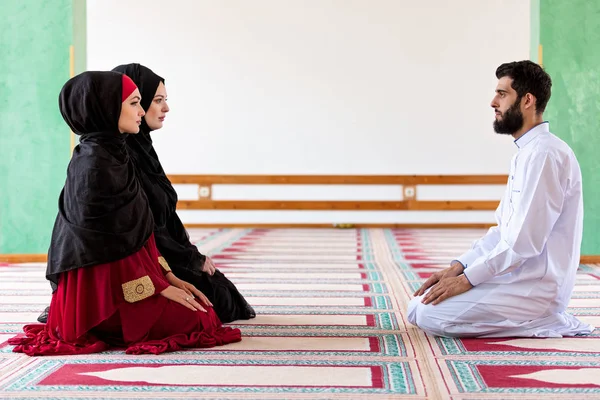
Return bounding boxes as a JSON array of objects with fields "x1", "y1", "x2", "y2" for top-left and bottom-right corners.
[
  {"x1": 0, "y1": 1, "x2": 82, "y2": 253},
  {"x1": 539, "y1": 0, "x2": 600, "y2": 255},
  {"x1": 1, "y1": 1, "x2": 597, "y2": 255}
]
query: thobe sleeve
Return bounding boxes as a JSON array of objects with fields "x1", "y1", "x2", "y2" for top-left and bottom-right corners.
[
  {"x1": 463, "y1": 152, "x2": 565, "y2": 286},
  {"x1": 455, "y1": 197, "x2": 504, "y2": 268}
]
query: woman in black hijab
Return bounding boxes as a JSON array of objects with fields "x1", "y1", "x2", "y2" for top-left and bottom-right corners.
[
  {"x1": 111, "y1": 63, "x2": 255, "y2": 323},
  {"x1": 11, "y1": 71, "x2": 241, "y2": 356}
]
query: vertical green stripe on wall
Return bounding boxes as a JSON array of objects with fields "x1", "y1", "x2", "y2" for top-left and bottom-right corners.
[
  {"x1": 0, "y1": 1, "x2": 73, "y2": 253},
  {"x1": 530, "y1": 0, "x2": 540, "y2": 63},
  {"x1": 540, "y1": 0, "x2": 600, "y2": 255},
  {"x1": 72, "y1": 0, "x2": 87, "y2": 75},
  {"x1": 71, "y1": 0, "x2": 87, "y2": 151}
]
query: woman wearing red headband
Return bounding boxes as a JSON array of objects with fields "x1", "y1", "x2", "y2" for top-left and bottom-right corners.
[{"x1": 10, "y1": 71, "x2": 241, "y2": 356}]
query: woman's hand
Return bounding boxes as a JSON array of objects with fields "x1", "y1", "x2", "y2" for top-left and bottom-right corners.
[
  {"x1": 160, "y1": 285, "x2": 207, "y2": 312},
  {"x1": 166, "y1": 272, "x2": 213, "y2": 308},
  {"x1": 202, "y1": 257, "x2": 216, "y2": 275}
]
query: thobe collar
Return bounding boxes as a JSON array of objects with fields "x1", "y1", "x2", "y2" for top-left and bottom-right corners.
[{"x1": 514, "y1": 121, "x2": 549, "y2": 149}]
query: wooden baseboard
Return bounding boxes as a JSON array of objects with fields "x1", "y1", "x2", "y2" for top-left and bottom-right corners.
[
  {"x1": 580, "y1": 255, "x2": 600, "y2": 265},
  {"x1": 3, "y1": 249, "x2": 599, "y2": 265},
  {"x1": 183, "y1": 223, "x2": 496, "y2": 229},
  {"x1": 0, "y1": 254, "x2": 47, "y2": 263}
]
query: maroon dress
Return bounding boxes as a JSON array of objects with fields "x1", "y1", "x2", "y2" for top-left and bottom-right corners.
[{"x1": 10, "y1": 234, "x2": 241, "y2": 356}]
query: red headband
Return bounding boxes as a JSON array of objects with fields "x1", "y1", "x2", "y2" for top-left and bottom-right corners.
[{"x1": 121, "y1": 74, "x2": 137, "y2": 102}]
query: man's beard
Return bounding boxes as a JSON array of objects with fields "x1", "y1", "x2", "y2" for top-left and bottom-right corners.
[{"x1": 493, "y1": 98, "x2": 524, "y2": 135}]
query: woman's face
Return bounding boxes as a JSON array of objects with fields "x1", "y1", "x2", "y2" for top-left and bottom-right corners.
[
  {"x1": 118, "y1": 89, "x2": 145, "y2": 134},
  {"x1": 144, "y1": 81, "x2": 170, "y2": 130}
]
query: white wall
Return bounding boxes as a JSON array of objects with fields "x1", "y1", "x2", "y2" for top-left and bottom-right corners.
[{"x1": 87, "y1": 0, "x2": 530, "y2": 224}]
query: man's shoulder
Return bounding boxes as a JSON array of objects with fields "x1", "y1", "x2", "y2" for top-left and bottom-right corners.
[
  {"x1": 535, "y1": 132, "x2": 576, "y2": 160},
  {"x1": 529, "y1": 133, "x2": 582, "y2": 183}
]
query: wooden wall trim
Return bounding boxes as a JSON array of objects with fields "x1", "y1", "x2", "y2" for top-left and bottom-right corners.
[
  {"x1": 170, "y1": 174, "x2": 506, "y2": 211},
  {"x1": 168, "y1": 174, "x2": 509, "y2": 185},
  {"x1": 177, "y1": 200, "x2": 499, "y2": 210}
]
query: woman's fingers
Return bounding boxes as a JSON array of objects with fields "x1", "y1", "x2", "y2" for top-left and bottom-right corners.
[{"x1": 186, "y1": 297, "x2": 207, "y2": 312}]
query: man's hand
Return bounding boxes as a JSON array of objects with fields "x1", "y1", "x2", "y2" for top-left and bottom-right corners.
[
  {"x1": 202, "y1": 257, "x2": 216, "y2": 276},
  {"x1": 413, "y1": 261, "x2": 465, "y2": 297},
  {"x1": 166, "y1": 272, "x2": 213, "y2": 307},
  {"x1": 421, "y1": 274, "x2": 473, "y2": 305}
]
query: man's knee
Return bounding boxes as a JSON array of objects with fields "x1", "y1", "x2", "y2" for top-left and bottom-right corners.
[
  {"x1": 406, "y1": 296, "x2": 421, "y2": 325},
  {"x1": 406, "y1": 296, "x2": 454, "y2": 337},
  {"x1": 406, "y1": 296, "x2": 439, "y2": 332}
]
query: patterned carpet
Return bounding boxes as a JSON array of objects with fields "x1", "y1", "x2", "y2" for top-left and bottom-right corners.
[{"x1": 1, "y1": 228, "x2": 599, "y2": 399}]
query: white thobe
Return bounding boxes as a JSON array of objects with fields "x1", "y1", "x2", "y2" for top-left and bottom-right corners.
[{"x1": 407, "y1": 122, "x2": 594, "y2": 337}]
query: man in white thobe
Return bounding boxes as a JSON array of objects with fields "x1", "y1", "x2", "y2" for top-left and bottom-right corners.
[{"x1": 407, "y1": 60, "x2": 594, "y2": 338}]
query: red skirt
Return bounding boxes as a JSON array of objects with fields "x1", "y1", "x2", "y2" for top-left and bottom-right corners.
[{"x1": 10, "y1": 234, "x2": 241, "y2": 356}]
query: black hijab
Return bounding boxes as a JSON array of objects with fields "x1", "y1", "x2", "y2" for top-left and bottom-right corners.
[
  {"x1": 46, "y1": 71, "x2": 155, "y2": 285},
  {"x1": 111, "y1": 64, "x2": 206, "y2": 274}
]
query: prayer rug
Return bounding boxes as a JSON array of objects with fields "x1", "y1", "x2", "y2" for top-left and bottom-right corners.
[{"x1": 1, "y1": 228, "x2": 598, "y2": 399}]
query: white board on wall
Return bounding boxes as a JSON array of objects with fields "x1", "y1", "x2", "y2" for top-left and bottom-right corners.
[
  {"x1": 86, "y1": 0, "x2": 529, "y2": 224},
  {"x1": 87, "y1": 0, "x2": 529, "y2": 175}
]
